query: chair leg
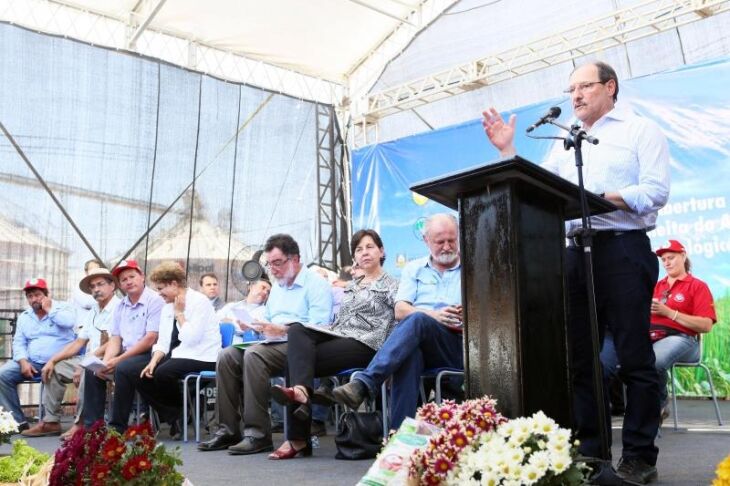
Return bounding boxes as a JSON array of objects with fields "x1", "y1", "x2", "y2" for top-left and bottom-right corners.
[
  {"x1": 182, "y1": 376, "x2": 191, "y2": 442},
  {"x1": 195, "y1": 376, "x2": 202, "y2": 443},
  {"x1": 699, "y1": 364, "x2": 724, "y2": 426},
  {"x1": 670, "y1": 367, "x2": 678, "y2": 430}
]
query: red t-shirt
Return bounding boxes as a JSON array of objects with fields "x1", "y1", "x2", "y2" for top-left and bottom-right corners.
[{"x1": 651, "y1": 274, "x2": 717, "y2": 337}]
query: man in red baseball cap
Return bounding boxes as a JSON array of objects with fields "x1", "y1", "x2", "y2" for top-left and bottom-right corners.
[
  {"x1": 82, "y1": 259, "x2": 164, "y2": 433},
  {"x1": 0, "y1": 278, "x2": 76, "y2": 433}
]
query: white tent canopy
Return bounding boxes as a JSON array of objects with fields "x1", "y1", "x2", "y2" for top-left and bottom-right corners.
[{"x1": 2, "y1": 0, "x2": 729, "y2": 142}]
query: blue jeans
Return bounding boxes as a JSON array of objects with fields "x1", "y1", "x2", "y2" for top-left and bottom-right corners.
[
  {"x1": 0, "y1": 359, "x2": 45, "y2": 424},
  {"x1": 602, "y1": 331, "x2": 699, "y2": 407},
  {"x1": 354, "y1": 312, "x2": 463, "y2": 429}
]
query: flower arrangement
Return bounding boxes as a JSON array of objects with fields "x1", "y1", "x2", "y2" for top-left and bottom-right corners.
[
  {"x1": 446, "y1": 411, "x2": 586, "y2": 485},
  {"x1": 407, "y1": 398, "x2": 586, "y2": 486},
  {"x1": 0, "y1": 407, "x2": 18, "y2": 445},
  {"x1": 408, "y1": 397, "x2": 507, "y2": 485},
  {"x1": 714, "y1": 453, "x2": 730, "y2": 486},
  {"x1": 49, "y1": 420, "x2": 184, "y2": 486}
]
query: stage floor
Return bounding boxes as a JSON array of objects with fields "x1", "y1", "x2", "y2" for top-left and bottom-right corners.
[{"x1": 12, "y1": 398, "x2": 729, "y2": 485}]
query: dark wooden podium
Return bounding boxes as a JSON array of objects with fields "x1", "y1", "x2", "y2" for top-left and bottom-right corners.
[{"x1": 411, "y1": 156, "x2": 614, "y2": 427}]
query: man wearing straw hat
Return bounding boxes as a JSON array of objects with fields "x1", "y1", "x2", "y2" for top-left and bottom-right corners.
[{"x1": 22, "y1": 268, "x2": 120, "y2": 438}]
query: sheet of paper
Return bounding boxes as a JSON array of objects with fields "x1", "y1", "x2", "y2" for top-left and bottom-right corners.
[
  {"x1": 232, "y1": 306, "x2": 255, "y2": 325},
  {"x1": 80, "y1": 354, "x2": 107, "y2": 374}
]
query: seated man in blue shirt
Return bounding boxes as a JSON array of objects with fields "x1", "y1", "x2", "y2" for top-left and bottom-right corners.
[
  {"x1": 0, "y1": 278, "x2": 76, "y2": 432},
  {"x1": 198, "y1": 234, "x2": 332, "y2": 455},
  {"x1": 332, "y1": 213, "x2": 463, "y2": 429}
]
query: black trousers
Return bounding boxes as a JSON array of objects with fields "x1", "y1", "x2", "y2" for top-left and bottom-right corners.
[
  {"x1": 136, "y1": 357, "x2": 215, "y2": 423},
  {"x1": 83, "y1": 353, "x2": 151, "y2": 430},
  {"x1": 567, "y1": 231, "x2": 660, "y2": 465},
  {"x1": 286, "y1": 323, "x2": 375, "y2": 441}
]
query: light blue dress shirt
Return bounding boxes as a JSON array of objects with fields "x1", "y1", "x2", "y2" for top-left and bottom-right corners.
[
  {"x1": 264, "y1": 266, "x2": 333, "y2": 326},
  {"x1": 395, "y1": 256, "x2": 462, "y2": 310},
  {"x1": 110, "y1": 287, "x2": 164, "y2": 351},
  {"x1": 13, "y1": 300, "x2": 76, "y2": 363},
  {"x1": 542, "y1": 104, "x2": 670, "y2": 236}
]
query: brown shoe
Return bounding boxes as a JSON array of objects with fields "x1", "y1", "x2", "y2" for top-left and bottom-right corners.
[
  {"x1": 21, "y1": 421, "x2": 62, "y2": 437},
  {"x1": 60, "y1": 423, "x2": 82, "y2": 441}
]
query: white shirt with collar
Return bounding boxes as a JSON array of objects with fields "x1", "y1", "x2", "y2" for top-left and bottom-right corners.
[
  {"x1": 153, "y1": 288, "x2": 221, "y2": 362},
  {"x1": 217, "y1": 300, "x2": 267, "y2": 344},
  {"x1": 542, "y1": 103, "x2": 671, "y2": 236},
  {"x1": 78, "y1": 295, "x2": 121, "y2": 353}
]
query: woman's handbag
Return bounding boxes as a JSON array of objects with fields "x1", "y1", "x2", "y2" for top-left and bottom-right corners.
[{"x1": 334, "y1": 410, "x2": 383, "y2": 460}]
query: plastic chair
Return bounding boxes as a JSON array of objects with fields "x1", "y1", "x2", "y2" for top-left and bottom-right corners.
[
  {"x1": 669, "y1": 335, "x2": 723, "y2": 430},
  {"x1": 419, "y1": 367, "x2": 464, "y2": 405},
  {"x1": 182, "y1": 322, "x2": 235, "y2": 442}
]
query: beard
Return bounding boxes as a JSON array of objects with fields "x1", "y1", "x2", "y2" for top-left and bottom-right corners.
[
  {"x1": 433, "y1": 251, "x2": 458, "y2": 266},
  {"x1": 31, "y1": 302, "x2": 42, "y2": 311}
]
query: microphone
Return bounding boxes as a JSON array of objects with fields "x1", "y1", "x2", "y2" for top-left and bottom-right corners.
[{"x1": 526, "y1": 106, "x2": 561, "y2": 133}]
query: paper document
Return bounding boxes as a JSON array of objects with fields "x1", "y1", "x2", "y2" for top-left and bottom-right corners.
[
  {"x1": 80, "y1": 355, "x2": 107, "y2": 374},
  {"x1": 232, "y1": 306, "x2": 255, "y2": 325}
]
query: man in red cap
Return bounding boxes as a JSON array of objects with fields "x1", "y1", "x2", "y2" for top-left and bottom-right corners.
[
  {"x1": 0, "y1": 278, "x2": 76, "y2": 432},
  {"x1": 81, "y1": 260, "x2": 164, "y2": 433}
]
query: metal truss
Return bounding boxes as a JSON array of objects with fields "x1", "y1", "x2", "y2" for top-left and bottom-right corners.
[
  {"x1": 0, "y1": 0, "x2": 343, "y2": 104},
  {"x1": 315, "y1": 104, "x2": 351, "y2": 270},
  {"x1": 346, "y1": 0, "x2": 459, "y2": 105},
  {"x1": 352, "y1": 0, "x2": 730, "y2": 131}
]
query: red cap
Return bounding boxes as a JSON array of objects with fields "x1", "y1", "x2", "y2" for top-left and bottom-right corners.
[
  {"x1": 655, "y1": 239, "x2": 686, "y2": 257},
  {"x1": 112, "y1": 259, "x2": 143, "y2": 278},
  {"x1": 23, "y1": 278, "x2": 48, "y2": 292}
]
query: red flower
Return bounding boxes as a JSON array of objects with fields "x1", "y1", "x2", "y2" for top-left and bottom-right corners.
[
  {"x1": 121, "y1": 454, "x2": 153, "y2": 480},
  {"x1": 450, "y1": 431, "x2": 468, "y2": 449},
  {"x1": 125, "y1": 421, "x2": 154, "y2": 441},
  {"x1": 90, "y1": 464, "x2": 111, "y2": 486},
  {"x1": 101, "y1": 436, "x2": 126, "y2": 462}
]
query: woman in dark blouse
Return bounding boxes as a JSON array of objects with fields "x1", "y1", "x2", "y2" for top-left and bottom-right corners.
[{"x1": 268, "y1": 229, "x2": 398, "y2": 459}]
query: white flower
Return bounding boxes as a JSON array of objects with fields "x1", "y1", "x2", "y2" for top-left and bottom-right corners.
[
  {"x1": 528, "y1": 450, "x2": 551, "y2": 475},
  {"x1": 520, "y1": 464, "x2": 543, "y2": 485},
  {"x1": 532, "y1": 411, "x2": 557, "y2": 435},
  {"x1": 549, "y1": 452, "x2": 573, "y2": 474}
]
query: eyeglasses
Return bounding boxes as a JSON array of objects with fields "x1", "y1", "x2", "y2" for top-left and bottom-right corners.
[
  {"x1": 563, "y1": 81, "x2": 606, "y2": 94},
  {"x1": 265, "y1": 257, "x2": 290, "y2": 269}
]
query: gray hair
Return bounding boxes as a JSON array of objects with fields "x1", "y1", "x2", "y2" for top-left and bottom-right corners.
[{"x1": 424, "y1": 213, "x2": 459, "y2": 238}]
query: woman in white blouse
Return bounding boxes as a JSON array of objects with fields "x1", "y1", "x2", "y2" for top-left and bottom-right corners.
[{"x1": 137, "y1": 261, "x2": 221, "y2": 435}]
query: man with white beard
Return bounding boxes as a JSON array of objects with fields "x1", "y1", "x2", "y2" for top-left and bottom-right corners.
[{"x1": 332, "y1": 213, "x2": 463, "y2": 429}]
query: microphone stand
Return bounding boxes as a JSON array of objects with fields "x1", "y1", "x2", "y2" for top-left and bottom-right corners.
[{"x1": 531, "y1": 120, "x2": 621, "y2": 484}]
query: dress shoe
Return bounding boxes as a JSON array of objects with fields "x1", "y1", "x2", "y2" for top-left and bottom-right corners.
[
  {"x1": 578, "y1": 457, "x2": 624, "y2": 486},
  {"x1": 197, "y1": 433, "x2": 240, "y2": 452},
  {"x1": 228, "y1": 436, "x2": 274, "y2": 455},
  {"x1": 311, "y1": 385, "x2": 336, "y2": 406},
  {"x1": 268, "y1": 440, "x2": 312, "y2": 460},
  {"x1": 616, "y1": 457, "x2": 658, "y2": 485},
  {"x1": 60, "y1": 423, "x2": 82, "y2": 441},
  {"x1": 13, "y1": 422, "x2": 29, "y2": 435},
  {"x1": 21, "y1": 420, "x2": 61, "y2": 437},
  {"x1": 332, "y1": 380, "x2": 368, "y2": 410}
]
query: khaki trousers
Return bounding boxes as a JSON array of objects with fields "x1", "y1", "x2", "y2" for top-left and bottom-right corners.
[
  {"x1": 43, "y1": 356, "x2": 83, "y2": 423},
  {"x1": 215, "y1": 343, "x2": 287, "y2": 440}
]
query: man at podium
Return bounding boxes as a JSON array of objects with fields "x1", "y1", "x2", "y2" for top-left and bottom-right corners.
[{"x1": 482, "y1": 61, "x2": 670, "y2": 485}]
